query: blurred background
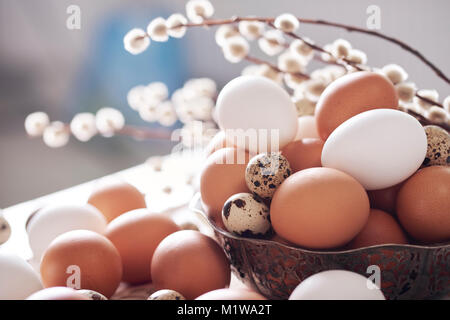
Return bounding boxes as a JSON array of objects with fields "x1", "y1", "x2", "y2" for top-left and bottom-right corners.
[{"x1": 0, "y1": 0, "x2": 449, "y2": 207}]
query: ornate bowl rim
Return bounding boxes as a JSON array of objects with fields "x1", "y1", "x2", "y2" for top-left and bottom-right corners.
[{"x1": 189, "y1": 192, "x2": 450, "y2": 255}]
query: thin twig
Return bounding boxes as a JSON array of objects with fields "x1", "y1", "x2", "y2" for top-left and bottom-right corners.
[
  {"x1": 244, "y1": 55, "x2": 310, "y2": 79},
  {"x1": 181, "y1": 16, "x2": 449, "y2": 84}
]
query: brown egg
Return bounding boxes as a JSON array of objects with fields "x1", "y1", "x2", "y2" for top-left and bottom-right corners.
[
  {"x1": 348, "y1": 209, "x2": 408, "y2": 249},
  {"x1": 295, "y1": 116, "x2": 320, "y2": 140},
  {"x1": 196, "y1": 288, "x2": 266, "y2": 300},
  {"x1": 151, "y1": 230, "x2": 230, "y2": 300},
  {"x1": 281, "y1": 138, "x2": 324, "y2": 172},
  {"x1": 88, "y1": 180, "x2": 146, "y2": 222},
  {"x1": 271, "y1": 167, "x2": 370, "y2": 249},
  {"x1": 105, "y1": 209, "x2": 180, "y2": 284},
  {"x1": 367, "y1": 183, "x2": 403, "y2": 215},
  {"x1": 396, "y1": 166, "x2": 450, "y2": 243},
  {"x1": 26, "y1": 287, "x2": 90, "y2": 300},
  {"x1": 200, "y1": 148, "x2": 250, "y2": 224},
  {"x1": 40, "y1": 230, "x2": 122, "y2": 298},
  {"x1": 204, "y1": 131, "x2": 235, "y2": 157},
  {"x1": 315, "y1": 71, "x2": 398, "y2": 141}
]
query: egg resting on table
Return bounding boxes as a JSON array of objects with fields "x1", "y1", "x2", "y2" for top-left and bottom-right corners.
[
  {"x1": 245, "y1": 153, "x2": 291, "y2": 200},
  {"x1": 88, "y1": 180, "x2": 146, "y2": 222},
  {"x1": 422, "y1": 125, "x2": 449, "y2": 167},
  {"x1": 40, "y1": 230, "x2": 122, "y2": 298},
  {"x1": 151, "y1": 230, "x2": 230, "y2": 300},
  {"x1": 26, "y1": 287, "x2": 90, "y2": 300},
  {"x1": 105, "y1": 209, "x2": 180, "y2": 284},
  {"x1": 222, "y1": 193, "x2": 272, "y2": 238},
  {"x1": 148, "y1": 289, "x2": 185, "y2": 300}
]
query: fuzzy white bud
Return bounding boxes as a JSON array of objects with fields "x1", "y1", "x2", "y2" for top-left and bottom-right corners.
[
  {"x1": 147, "y1": 82, "x2": 169, "y2": 102},
  {"x1": 277, "y1": 51, "x2": 305, "y2": 73},
  {"x1": 382, "y1": 64, "x2": 408, "y2": 84},
  {"x1": 292, "y1": 95, "x2": 316, "y2": 116},
  {"x1": 166, "y1": 13, "x2": 188, "y2": 38},
  {"x1": 395, "y1": 82, "x2": 417, "y2": 102},
  {"x1": 147, "y1": 17, "x2": 169, "y2": 42},
  {"x1": 274, "y1": 13, "x2": 299, "y2": 33},
  {"x1": 124, "y1": 28, "x2": 150, "y2": 55},
  {"x1": 215, "y1": 25, "x2": 239, "y2": 47},
  {"x1": 425, "y1": 106, "x2": 448, "y2": 123},
  {"x1": 332, "y1": 39, "x2": 352, "y2": 59},
  {"x1": 70, "y1": 113, "x2": 97, "y2": 142},
  {"x1": 43, "y1": 121, "x2": 69, "y2": 148},
  {"x1": 25, "y1": 112, "x2": 50, "y2": 137},
  {"x1": 443, "y1": 96, "x2": 450, "y2": 113},
  {"x1": 290, "y1": 38, "x2": 314, "y2": 60},
  {"x1": 138, "y1": 104, "x2": 159, "y2": 122},
  {"x1": 238, "y1": 19, "x2": 265, "y2": 40},
  {"x1": 284, "y1": 73, "x2": 306, "y2": 90},
  {"x1": 157, "y1": 101, "x2": 178, "y2": 126},
  {"x1": 186, "y1": 0, "x2": 214, "y2": 23},
  {"x1": 95, "y1": 107, "x2": 125, "y2": 136},
  {"x1": 258, "y1": 30, "x2": 285, "y2": 56},
  {"x1": 222, "y1": 36, "x2": 249, "y2": 63},
  {"x1": 414, "y1": 89, "x2": 439, "y2": 110},
  {"x1": 346, "y1": 49, "x2": 367, "y2": 65}
]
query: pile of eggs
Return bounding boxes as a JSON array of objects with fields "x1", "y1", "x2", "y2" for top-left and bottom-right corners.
[
  {"x1": 0, "y1": 181, "x2": 236, "y2": 300},
  {"x1": 201, "y1": 73, "x2": 450, "y2": 250},
  {"x1": 0, "y1": 71, "x2": 449, "y2": 301}
]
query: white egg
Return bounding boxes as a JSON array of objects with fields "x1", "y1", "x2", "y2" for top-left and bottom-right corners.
[
  {"x1": 0, "y1": 253, "x2": 43, "y2": 299},
  {"x1": 27, "y1": 204, "x2": 107, "y2": 261},
  {"x1": 216, "y1": 76, "x2": 298, "y2": 153},
  {"x1": 321, "y1": 109, "x2": 427, "y2": 190},
  {"x1": 295, "y1": 115, "x2": 320, "y2": 140},
  {"x1": 289, "y1": 270, "x2": 385, "y2": 300}
]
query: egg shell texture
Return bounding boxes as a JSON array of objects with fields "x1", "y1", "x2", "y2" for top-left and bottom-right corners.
[
  {"x1": 196, "y1": 288, "x2": 267, "y2": 300},
  {"x1": 106, "y1": 209, "x2": 180, "y2": 284},
  {"x1": 422, "y1": 125, "x2": 450, "y2": 167},
  {"x1": 151, "y1": 230, "x2": 230, "y2": 300},
  {"x1": 148, "y1": 289, "x2": 185, "y2": 300},
  {"x1": 270, "y1": 167, "x2": 370, "y2": 249},
  {"x1": 396, "y1": 166, "x2": 450, "y2": 243},
  {"x1": 222, "y1": 193, "x2": 271, "y2": 238},
  {"x1": 315, "y1": 71, "x2": 398, "y2": 141},
  {"x1": 40, "y1": 230, "x2": 123, "y2": 298},
  {"x1": 216, "y1": 76, "x2": 298, "y2": 153},
  {"x1": 88, "y1": 180, "x2": 146, "y2": 222},
  {"x1": 0, "y1": 253, "x2": 43, "y2": 300},
  {"x1": 200, "y1": 147, "x2": 250, "y2": 225},
  {"x1": 245, "y1": 153, "x2": 291, "y2": 200},
  {"x1": 0, "y1": 216, "x2": 11, "y2": 245},
  {"x1": 282, "y1": 138, "x2": 324, "y2": 172},
  {"x1": 321, "y1": 109, "x2": 427, "y2": 190}
]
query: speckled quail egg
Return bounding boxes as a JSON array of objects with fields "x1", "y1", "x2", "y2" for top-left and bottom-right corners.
[
  {"x1": 77, "y1": 289, "x2": 108, "y2": 300},
  {"x1": 0, "y1": 214, "x2": 11, "y2": 245},
  {"x1": 148, "y1": 289, "x2": 185, "y2": 300},
  {"x1": 245, "y1": 153, "x2": 291, "y2": 200},
  {"x1": 222, "y1": 193, "x2": 272, "y2": 238},
  {"x1": 423, "y1": 125, "x2": 450, "y2": 167}
]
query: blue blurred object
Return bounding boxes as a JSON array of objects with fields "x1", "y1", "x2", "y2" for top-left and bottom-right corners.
[{"x1": 66, "y1": 4, "x2": 188, "y2": 125}]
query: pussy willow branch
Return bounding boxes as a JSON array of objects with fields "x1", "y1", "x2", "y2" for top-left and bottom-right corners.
[
  {"x1": 244, "y1": 55, "x2": 310, "y2": 79},
  {"x1": 184, "y1": 16, "x2": 449, "y2": 84}
]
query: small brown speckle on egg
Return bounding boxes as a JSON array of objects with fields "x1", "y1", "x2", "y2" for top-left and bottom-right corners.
[{"x1": 422, "y1": 126, "x2": 450, "y2": 167}]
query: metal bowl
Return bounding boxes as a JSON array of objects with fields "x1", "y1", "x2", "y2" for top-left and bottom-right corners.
[{"x1": 190, "y1": 193, "x2": 450, "y2": 300}]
